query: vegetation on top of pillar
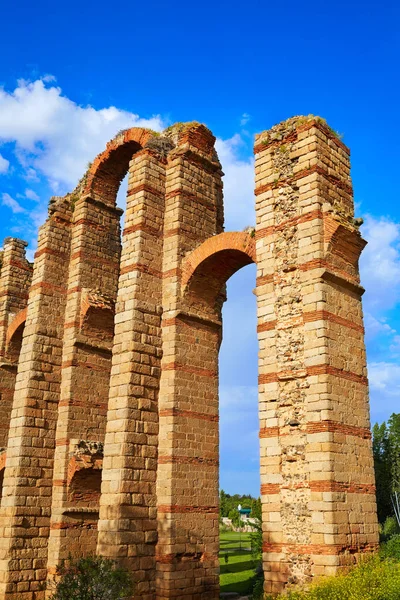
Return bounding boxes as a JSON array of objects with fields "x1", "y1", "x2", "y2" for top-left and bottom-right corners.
[
  {"x1": 162, "y1": 120, "x2": 203, "y2": 142},
  {"x1": 144, "y1": 133, "x2": 175, "y2": 159},
  {"x1": 258, "y1": 114, "x2": 343, "y2": 145}
]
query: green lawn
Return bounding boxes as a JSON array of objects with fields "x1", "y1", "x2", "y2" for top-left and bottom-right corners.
[{"x1": 219, "y1": 531, "x2": 257, "y2": 596}]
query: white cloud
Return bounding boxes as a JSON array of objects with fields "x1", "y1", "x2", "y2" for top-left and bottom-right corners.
[
  {"x1": 216, "y1": 134, "x2": 254, "y2": 231},
  {"x1": 364, "y1": 311, "x2": 395, "y2": 341},
  {"x1": 368, "y1": 361, "x2": 400, "y2": 423},
  {"x1": 360, "y1": 215, "x2": 400, "y2": 312},
  {"x1": 24, "y1": 168, "x2": 39, "y2": 182},
  {"x1": 0, "y1": 77, "x2": 164, "y2": 192},
  {"x1": 1, "y1": 193, "x2": 25, "y2": 214},
  {"x1": 25, "y1": 188, "x2": 39, "y2": 201},
  {"x1": 0, "y1": 153, "x2": 9, "y2": 173},
  {"x1": 240, "y1": 113, "x2": 251, "y2": 127}
]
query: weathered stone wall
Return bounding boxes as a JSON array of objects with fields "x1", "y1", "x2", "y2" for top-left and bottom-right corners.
[
  {"x1": 0, "y1": 238, "x2": 33, "y2": 451},
  {"x1": 254, "y1": 117, "x2": 378, "y2": 594},
  {"x1": 0, "y1": 117, "x2": 378, "y2": 600},
  {"x1": 0, "y1": 197, "x2": 72, "y2": 599}
]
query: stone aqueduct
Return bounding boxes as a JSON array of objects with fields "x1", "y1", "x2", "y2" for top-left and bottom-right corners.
[{"x1": 0, "y1": 117, "x2": 379, "y2": 599}]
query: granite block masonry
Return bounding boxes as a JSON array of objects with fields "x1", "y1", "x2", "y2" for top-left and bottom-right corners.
[{"x1": 0, "y1": 117, "x2": 379, "y2": 599}]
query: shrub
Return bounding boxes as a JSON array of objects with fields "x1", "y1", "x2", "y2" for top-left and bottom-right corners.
[
  {"x1": 380, "y1": 515, "x2": 400, "y2": 541},
  {"x1": 264, "y1": 556, "x2": 400, "y2": 600},
  {"x1": 49, "y1": 555, "x2": 133, "y2": 600},
  {"x1": 381, "y1": 534, "x2": 400, "y2": 560}
]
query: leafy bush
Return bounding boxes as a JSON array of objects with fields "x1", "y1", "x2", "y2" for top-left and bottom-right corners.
[
  {"x1": 381, "y1": 534, "x2": 400, "y2": 560},
  {"x1": 49, "y1": 555, "x2": 133, "y2": 600},
  {"x1": 380, "y1": 516, "x2": 400, "y2": 541},
  {"x1": 264, "y1": 556, "x2": 400, "y2": 600}
]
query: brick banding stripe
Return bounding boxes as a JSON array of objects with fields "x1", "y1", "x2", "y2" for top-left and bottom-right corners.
[
  {"x1": 256, "y1": 274, "x2": 274, "y2": 286},
  {"x1": 53, "y1": 479, "x2": 68, "y2": 487},
  {"x1": 70, "y1": 251, "x2": 119, "y2": 268},
  {"x1": 257, "y1": 321, "x2": 277, "y2": 333},
  {"x1": 300, "y1": 259, "x2": 360, "y2": 287},
  {"x1": 262, "y1": 542, "x2": 377, "y2": 555},
  {"x1": 259, "y1": 427, "x2": 279, "y2": 438},
  {"x1": 254, "y1": 130, "x2": 298, "y2": 154},
  {"x1": 261, "y1": 481, "x2": 374, "y2": 496},
  {"x1": 303, "y1": 310, "x2": 364, "y2": 333},
  {"x1": 162, "y1": 362, "x2": 217, "y2": 378},
  {"x1": 307, "y1": 421, "x2": 371, "y2": 439},
  {"x1": 261, "y1": 483, "x2": 280, "y2": 495},
  {"x1": 255, "y1": 165, "x2": 352, "y2": 197},
  {"x1": 0, "y1": 291, "x2": 29, "y2": 301},
  {"x1": 158, "y1": 455, "x2": 218, "y2": 466},
  {"x1": 159, "y1": 408, "x2": 218, "y2": 422},
  {"x1": 123, "y1": 223, "x2": 161, "y2": 237},
  {"x1": 309, "y1": 481, "x2": 375, "y2": 494},
  {"x1": 162, "y1": 267, "x2": 182, "y2": 279},
  {"x1": 30, "y1": 282, "x2": 67, "y2": 295},
  {"x1": 259, "y1": 365, "x2": 367, "y2": 386},
  {"x1": 158, "y1": 504, "x2": 219, "y2": 514},
  {"x1": 256, "y1": 209, "x2": 323, "y2": 241},
  {"x1": 120, "y1": 263, "x2": 162, "y2": 278},
  {"x1": 8, "y1": 259, "x2": 33, "y2": 273},
  {"x1": 62, "y1": 360, "x2": 107, "y2": 372},
  {"x1": 308, "y1": 364, "x2": 368, "y2": 385},
  {"x1": 55, "y1": 438, "x2": 70, "y2": 447},
  {"x1": 72, "y1": 219, "x2": 107, "y2": 232},
  {"x1": 127, "y1": 183, "x2": 164, "y2": 199},
  {"x1": 59, "y1": 399, "x2": 108, "y2": 410},
  {"x1": 64, "y1": 320, "x2": 81, "y2": 330},
  {"x1": 34, "y1": 247, "x2": 70, "y2": 260},
  {"x1": 257, "y1": 311, "x2": 362, "y2": 334}
]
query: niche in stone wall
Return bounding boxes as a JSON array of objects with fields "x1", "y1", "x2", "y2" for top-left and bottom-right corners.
[
  {"x1": 79, "y1": 290, "x2": 115, "y2": 346},
  {"x1": 67, "y1": 441, "x2": 103, "y2": 509}
]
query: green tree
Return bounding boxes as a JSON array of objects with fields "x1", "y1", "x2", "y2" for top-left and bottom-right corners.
[
  {"x1": 373, "y1": 421, "x2": 392, "y2": 523},
  {"x1": 50, "y1": 556, "x2": 133, "y2": 600},
  {"x1": 373, "y1": 413, "x2": 400, "y2": 524}
]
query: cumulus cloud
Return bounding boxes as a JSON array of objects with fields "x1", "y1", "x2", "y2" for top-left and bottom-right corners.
[
  {"x1": 360, "y1": 215, "x2": 400, "y2": 313},
  {"x1": 24, "y1": 188, "x2": 39, "y2": 201},
  {"x1": 0, "y1": 77, "x2": 164, "y2": 192},
  {"x1": 0, "y1": 153, "x2": 9, "y2": 174},
  {"x1": 1, "y1": 193, "x2": 25, "y2": 214},
  {"x1": 215, "y1": 134, "x2": 254, "y2": 231}
]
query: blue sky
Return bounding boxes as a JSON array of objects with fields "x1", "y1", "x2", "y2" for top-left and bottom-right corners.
[{"x1": 0, "y1": 0, "x2": 399, "y2": 496}]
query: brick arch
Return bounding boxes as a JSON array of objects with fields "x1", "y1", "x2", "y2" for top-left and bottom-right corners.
[
  {"x1": 5, "y1": 309, "x2": 27, "y2": 364},
  {"x1": 182, "y1": 232, "x2": 256, "y2": 305},
  {"x1": 82, "y1": 127, "x2": 155, "y2": 206}
]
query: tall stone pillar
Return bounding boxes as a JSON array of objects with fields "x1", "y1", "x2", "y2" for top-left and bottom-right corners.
[
  {"x1": 0, "y1": 238, "x2": 33, "y2": 450},
  {"x1": 0, "y1": 197, "x2": 72, "y2": 600},
  {"x1": 156, "y1": 124, "x2": 224, "y2": 600},
  {"x1": 47, "y1": 193, "x2": 122, "y2": 573},
  {"x1": 254, "y1": 117, "x2": 379, "y2": 594},
  {"x1": 97, "y1": 146, "x2": 168, "y2": 600}
]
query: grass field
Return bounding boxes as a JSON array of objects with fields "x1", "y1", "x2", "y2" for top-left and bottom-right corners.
[{"x1": 219, "y1": 531, "x2": 257, "y2": 596}]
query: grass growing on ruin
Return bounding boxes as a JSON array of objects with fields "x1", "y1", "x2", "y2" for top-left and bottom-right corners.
[
  {"x1": 219, "y1": 531, "x2": 256, "y2": 595},
  {"x1": 267, "y1": 555, "x2": 400, "y2": 600}
]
